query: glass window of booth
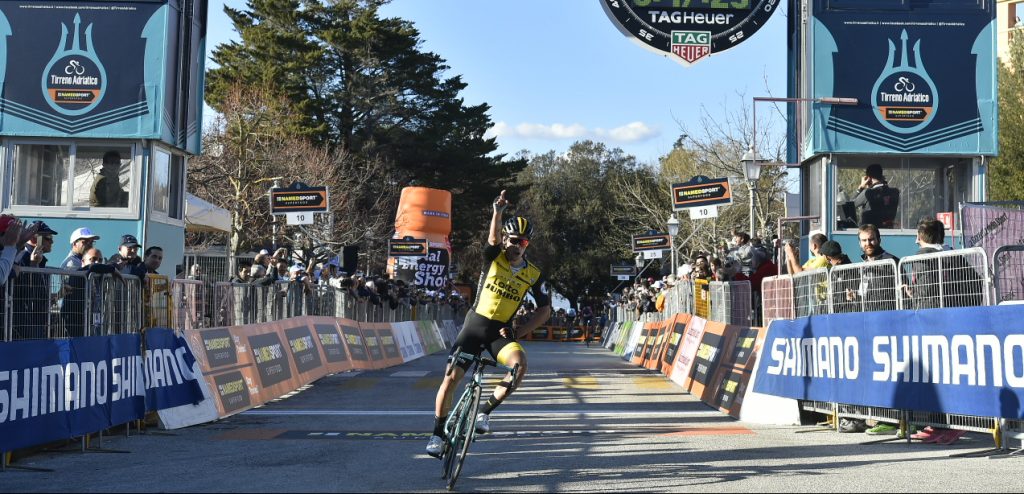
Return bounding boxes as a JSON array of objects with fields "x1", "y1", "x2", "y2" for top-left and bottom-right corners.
[
  {"x1": 834, "y1": 156, "x2": 974, "y2": 231},
  {"x1": 152, "y1": 147, "x2": 184, "y2": 221},
  {"x1": 10, "y1": 142, "x2": 136, "y2": 212}
]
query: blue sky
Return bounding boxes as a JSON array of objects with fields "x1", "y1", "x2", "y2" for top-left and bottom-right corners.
[{"x1": 204, "y1": 0, "x2": 789, "y2": 165}]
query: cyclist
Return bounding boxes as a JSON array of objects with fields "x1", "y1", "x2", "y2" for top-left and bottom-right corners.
[{"x1": 426, "y1": 190, "x2": 552, "y2": 458}]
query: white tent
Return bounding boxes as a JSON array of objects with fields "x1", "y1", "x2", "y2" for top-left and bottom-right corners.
[{"x1": 185, "y1": 193, "x2": 231, "y2": 233}]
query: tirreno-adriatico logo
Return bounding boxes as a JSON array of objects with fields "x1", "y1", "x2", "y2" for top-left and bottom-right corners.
[
  {"x1": 671, "y1": 31, "x2": 711, "y2": 64},
  {"x1": 42, "y1": 13, "x2": 106, "y2": 116},
  {"x1": 871, "y1": 30, "x2": 938, "y2": 134}
]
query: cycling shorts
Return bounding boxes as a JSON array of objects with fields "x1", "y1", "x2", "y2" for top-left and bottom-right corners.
[{"x1": 450, "y1": 311, "x2": 525, "y2": 371}]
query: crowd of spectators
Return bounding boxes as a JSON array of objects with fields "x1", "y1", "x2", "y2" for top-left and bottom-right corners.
[{"x1": 224, "y1": 248, "x2": 470, "y2": 315}]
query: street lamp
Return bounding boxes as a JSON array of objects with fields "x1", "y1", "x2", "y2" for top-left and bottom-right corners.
[
  {"x1": 666, "y1": 213, "x2": 680, "y2": 279},
  {"x1": 740, "y1": 147, "x2": 762, "y2": 237},
  {"x1": 747, "y1": 96, "x2": 859, "y2": 238}
]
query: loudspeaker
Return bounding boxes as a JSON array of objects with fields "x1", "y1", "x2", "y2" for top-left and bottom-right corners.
[{"x1": 342, "y1": 245, "x2": 359, "y2": 275}]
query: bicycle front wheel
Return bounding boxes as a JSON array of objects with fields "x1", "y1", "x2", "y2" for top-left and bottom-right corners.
[{"x1": 447, "y1": 385, "x2": 482, "y2": 491}]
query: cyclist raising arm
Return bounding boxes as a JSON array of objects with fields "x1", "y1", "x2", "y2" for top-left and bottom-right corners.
[{"x1": 426, "y1": 190, "x2": 552, "y2": 457}]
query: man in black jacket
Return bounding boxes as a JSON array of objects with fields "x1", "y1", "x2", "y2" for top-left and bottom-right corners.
[{"x1": 60, "y1": 248, "x2": 123, "y2": 337}]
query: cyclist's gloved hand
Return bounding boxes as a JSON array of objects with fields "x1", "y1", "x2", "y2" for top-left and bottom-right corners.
[{"x1": 500, "y1": 327, "x2": 515, "y2": 340}]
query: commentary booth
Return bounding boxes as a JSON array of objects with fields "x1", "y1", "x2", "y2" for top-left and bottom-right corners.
[
  {"x1": 0, "y1": 0, "x2": 207, "y2": 276},
  {"x1": 788, "y1": 0, "x2": 995, "y2": 258}
]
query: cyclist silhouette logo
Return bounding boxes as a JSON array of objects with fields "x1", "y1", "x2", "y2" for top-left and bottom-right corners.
[{"x1": 41, "y1": 13, "x2": 107, "y2": 115}]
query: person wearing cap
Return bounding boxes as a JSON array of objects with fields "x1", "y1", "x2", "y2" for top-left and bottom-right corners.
[
  {"x1": 0, "y1": 217, "x2": 34, "y2": 283},
  {"x1": 16, "y1": 221, "x2": 57, "y2": 268},
  {"x1": 108, "y1": 234, "x2": 144, "y2": 276},
  {"x1": 854, "y1": 163, "x2": 900, "y2": 229},
  {"x1": 62, "y1": 227, "x2": 100, "y2": 269}
]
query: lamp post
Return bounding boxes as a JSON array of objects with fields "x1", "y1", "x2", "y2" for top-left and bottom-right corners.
[
  {"x1": 747, "y1": 96, "x2": 859, "y2": 238},
  {"x1": 666, "y1": 213, "x2": 680, "y2": 279},
  {"x1": 740, "y1": 147, "x2": 762, "y2": 237}
]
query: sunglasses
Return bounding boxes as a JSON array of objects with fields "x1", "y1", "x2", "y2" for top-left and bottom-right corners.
[{"x1": 506, "y1": 237, "x2": 529, "y2": 247}]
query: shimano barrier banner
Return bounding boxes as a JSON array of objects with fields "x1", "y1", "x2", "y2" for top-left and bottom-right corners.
[
  {"x1": 807, "y1": 0, "x2": 996, "y2": 155},
  {"x1": 753, "y1": 305, "x2": 1024, "y2": 419},
  {"x1": 143, "y1": 328, "x2": 204, "y2": 411},
  {"x1": 0, "y1": 335, "x2": 144, "y2": 451}
]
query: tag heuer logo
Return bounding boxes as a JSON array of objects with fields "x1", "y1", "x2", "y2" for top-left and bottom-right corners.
[{"x1": 671, "y1": 31, "x2": 711, "y2": 64}]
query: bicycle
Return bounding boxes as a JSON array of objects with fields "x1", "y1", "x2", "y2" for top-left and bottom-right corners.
[{"x1": 439, "y1": 347, "x2": 519, "y2": 491}]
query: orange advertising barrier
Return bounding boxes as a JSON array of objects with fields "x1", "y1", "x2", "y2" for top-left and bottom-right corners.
[
  {"x1": 185, "y1": 320, "x2": 331, "y2": 417},
  {"x1": 184, "y1": 316, "x2": 452, "y2": 418},
  {"x1": 660, "y1": 314, "x2": 692, "y2": 377},
  {"x1": 360, "y1": 322, "x2": 404, "y2": 368},
  {"x1": 704, "y1": 325, "x2": 767, "y2": 418},
  {"x1": 619, "y1": 311, "x2": 767, "y2": 420}
]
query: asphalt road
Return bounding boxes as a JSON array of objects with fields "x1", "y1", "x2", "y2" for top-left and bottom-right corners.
[{"x1": 2, "y1": 342, "x2": 1022, "y2": 492}]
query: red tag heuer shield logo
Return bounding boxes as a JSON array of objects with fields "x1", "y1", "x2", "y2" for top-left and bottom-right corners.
[{"x1": 671, "y1": 31, "x2": 711, "y2": 64}]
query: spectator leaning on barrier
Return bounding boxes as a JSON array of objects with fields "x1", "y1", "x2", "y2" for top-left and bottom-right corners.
[
  {"x1": 843, "y1": 224, "x2": 901, "y2": 313},
  {"x1": 60, "y1": 247, "x2": 123, "y2": 338},
  {"x1": 143, "y1": 246, "x2": 164, "y2": 274},
  {"x1": 10, "y1": 219, "x2": 49, "y2": 338},
  {"x1": 905, "y1": 218, "x2": 983, "y2": 310},
  {"x1": 62, "y1": 227, "x2": 100, "y2": 270},
  {"x1": 784, "y1": 233, "x2": 829, "y2": 274},
  {"x1": 108, "y1": 234, "x2": 145, "y2": 277}
]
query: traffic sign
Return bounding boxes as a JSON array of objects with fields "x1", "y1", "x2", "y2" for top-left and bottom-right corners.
[
  {"x1": 270, "y1": 182, "x2": 329, "y2": 214},
  {"x1": 286, "y1": 212, "x2": 314, "y2": 225},
  {"x1": 689, "y1": 205, "x2": 719, "y2": 219}
]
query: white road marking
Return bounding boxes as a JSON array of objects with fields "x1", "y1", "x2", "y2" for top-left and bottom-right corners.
[
  {"x1": 389, "y1": 371, "x2": 431, "y2": 377},
  {"x1": 242, "y1": 409, "x2": 721, "y2": 417}
]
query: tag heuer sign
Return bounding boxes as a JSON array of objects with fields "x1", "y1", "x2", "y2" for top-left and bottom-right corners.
[
  {"x1": 632, "y1": 233, "x2": 671, "y2": 252},
  {"x1": 601, "y1": 0, "x2": 780, "y2": 67}
]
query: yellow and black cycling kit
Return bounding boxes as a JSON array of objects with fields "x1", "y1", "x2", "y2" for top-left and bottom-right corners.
[{"x1": 451, "y1": 244, "x2": 550, "y2": 370}]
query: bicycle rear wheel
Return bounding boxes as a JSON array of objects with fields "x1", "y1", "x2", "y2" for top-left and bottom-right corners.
[{"x1": 447, "y1": 385, "x2": 482, "y2": 491}]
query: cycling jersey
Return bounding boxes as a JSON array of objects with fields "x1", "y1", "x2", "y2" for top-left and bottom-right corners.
[
  {"x1": 451, "y1": 244, "x2": 550, "y2": 370},
  {"x1": 471, "y1": 244, "x2": 550, "y2": 323}
]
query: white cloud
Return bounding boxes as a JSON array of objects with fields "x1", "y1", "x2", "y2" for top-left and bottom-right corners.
[{"x1": 486, "y1": 121, "x2": 659, "y2": 143}]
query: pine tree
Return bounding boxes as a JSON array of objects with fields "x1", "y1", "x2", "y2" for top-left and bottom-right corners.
[
  {"x1": 206, "y1": 0, "x2": 522, "y2": 254},
  {"x1": 991, "y1": 33, "x2": 1024, "y2": 201}
]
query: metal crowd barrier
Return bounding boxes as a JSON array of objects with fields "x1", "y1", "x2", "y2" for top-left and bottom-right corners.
[
  {"x1": 145, "y1": 274, "x2": 174, "y2": 329},
  {"x1": 171, "y1": 279, "x2": 207, "y2": 330},
  {"x1": 709, "y1": 280, "x2": 752, "y2": 325},
  {"x1": 827, "y1": 259, "x2": 899, "y2": 314},
  {"x1": 793, "y1": 268, "x2": 829, "y2": 318},
  {"x1": 762, "y1": 275, "x2": 795, "y2": 326},
  {"x1": 897, "y1": 247, "x2": 989, "y2": 310},
  {"x1": 4, "y1": 267, "x2": 145, "y2": 341},
  {"x1": 211, "y1": 281, "x2": 463, "y2": 325},
  {"x1": 753, "y1": 248, "x2": 997, "y2": 442},
  {"x1": 693, "y1": 279, "x2": 711, "y2": 318},
  {"x1": 993, "y1": 245, "x2": 1024, "y2": 303}
]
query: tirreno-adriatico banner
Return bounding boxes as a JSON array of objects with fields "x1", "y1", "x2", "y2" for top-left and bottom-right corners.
[
  {"x1": 808, "y1": 0, "x2": 996, "y2": 155},
  {"x1": 0, "y1": 0, "x2": 205, "y2": 152},
  {"x1": 753, "y1": 305, "x2": 1024, "y2": 419}
]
